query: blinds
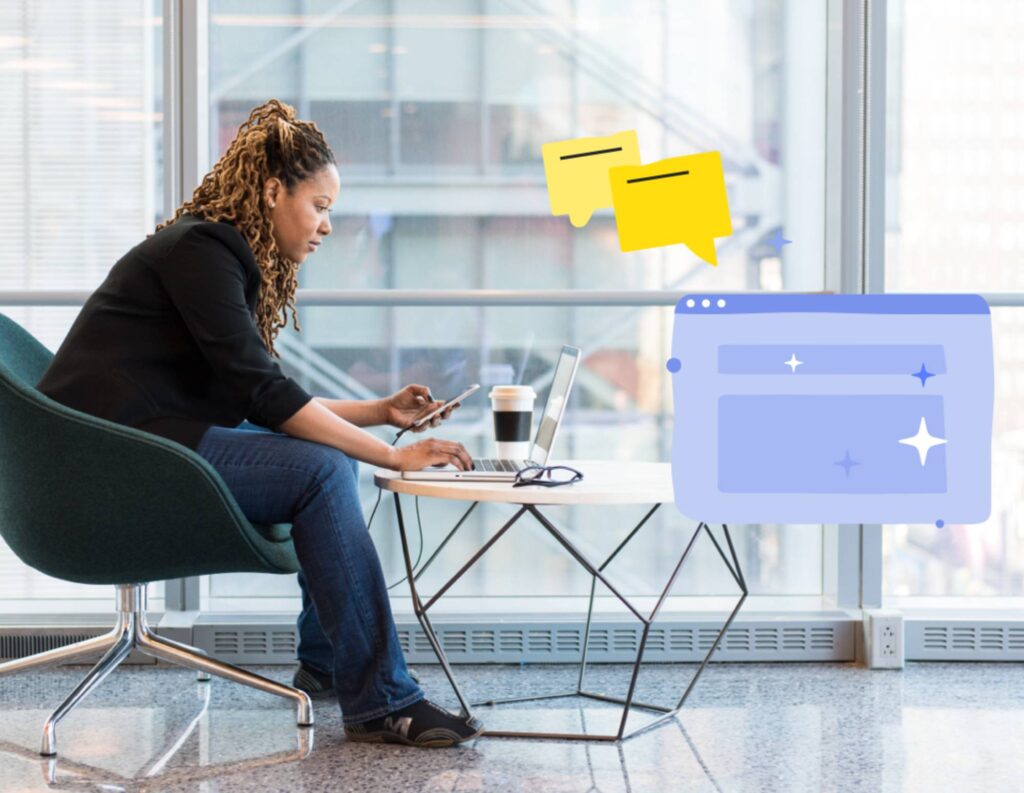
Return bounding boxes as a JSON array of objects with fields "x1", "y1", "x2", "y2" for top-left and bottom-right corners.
[
  {"x1": 0, "y1": 0, "x2": 160, "y2": 352},
  {"x1": 0, "y1": 0, "x2": 162, "y2": 604}
]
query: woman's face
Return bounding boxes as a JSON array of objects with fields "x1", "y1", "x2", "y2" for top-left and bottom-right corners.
[{"x1": 264, "y1": 164, "x2": 340, "y2": 263}]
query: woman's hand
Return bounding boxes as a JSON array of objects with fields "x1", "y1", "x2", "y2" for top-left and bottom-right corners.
[
  {"x1": 383, "y1": 384, "x2": 460, "y2": 432},
  {"x1": 389, "y1": 438, "x2": 474, "y2": 471}
]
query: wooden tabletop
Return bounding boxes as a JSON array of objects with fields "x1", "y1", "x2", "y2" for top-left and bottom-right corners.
[{"x1": 373, "y1": 460, "x2": 674, "y2": 506}]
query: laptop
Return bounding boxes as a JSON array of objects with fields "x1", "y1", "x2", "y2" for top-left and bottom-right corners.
[{"x1": 402, "y1": 345, "x2": 581, "y2": 481}]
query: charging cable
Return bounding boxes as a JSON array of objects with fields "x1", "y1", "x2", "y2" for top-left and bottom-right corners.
[{"x1": 366, "y1": 427, "x2": 425, "y2": 591}]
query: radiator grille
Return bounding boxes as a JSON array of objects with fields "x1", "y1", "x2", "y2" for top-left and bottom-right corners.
[
  {"x1": 192, "y1": 625, "x2": 298, "y2": 664},
  {"x1": 1, "y1": 619, "x2": 854, "y2": 666},
  {"x1": 911, "y1": 623, "x2": 1024, "y2": 659},
  {"x1": 0, "y1": 632, "x2": 152, "y2": 665},
  {"x1": 0, "y1": 634, "x2": 98, "y2": 660},
  {"x1": 395, "y1": 620, "x2": 849, "y2": 663}
]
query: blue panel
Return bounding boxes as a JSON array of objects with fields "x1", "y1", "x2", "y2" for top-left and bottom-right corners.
[
  {"x1": 670, "y1": 292, "x2": 994, "y2": 524},
  {"x1": 718, "y1": 395, "x2": 947, "y2": 494},
  {"x1": 676, "y1": 294, "x2": 991, "y2": 315},
  {"x1": 718, "y1": 345, "x2": 947, "y2": 376}
]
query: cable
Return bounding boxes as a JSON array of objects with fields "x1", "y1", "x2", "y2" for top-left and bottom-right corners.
[
  {"x1": 365, "y1": 428, "x2": 427, "y2": 590},
  {"x1": 385, "y1": 496, "x2": 424, "y2": 592}
]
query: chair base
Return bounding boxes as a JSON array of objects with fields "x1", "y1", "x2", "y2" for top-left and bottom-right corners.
[{"x1": 0, "y1": 583, "x2": 313, "y2": 757}]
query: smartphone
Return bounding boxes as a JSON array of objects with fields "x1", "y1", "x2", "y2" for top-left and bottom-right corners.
[{"x1": 412, "y1": 383, "x2": 480, "y2": 428}]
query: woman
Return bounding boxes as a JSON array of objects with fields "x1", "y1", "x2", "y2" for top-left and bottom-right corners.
[{"x1": 37, "y1": 99, "x2": 482, "y2": 747}]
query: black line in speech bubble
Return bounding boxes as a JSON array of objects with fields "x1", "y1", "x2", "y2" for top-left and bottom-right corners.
[
  {"x1": 559, "y1": 146, "x2": 624, "y2": 160},
  {"x1": 626, "y1": 170, "x2": 690, "y2": 184}
]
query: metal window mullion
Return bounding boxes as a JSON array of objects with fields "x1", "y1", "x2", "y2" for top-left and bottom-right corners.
[
  {"x1": 163, "y1": 577, "x2": 201, "y2": 612},
  {"x1": 162, "y1": 0, "x2": 208, "y2": 212},
  {"x1": 860, "y1": 0, "x2": 887, "y2": 609},
  {"x1": 825, "y1": 0, "x2": 887, "y2": 610},
  {"x1": 161, "y1": 0, "x2": 208, "y2": 612},
  {"x1": 824, "y1": 0, "x2": 877, "y2": 609},
  {"x1": 387, "y1": 0, "x2": 399, "y2": 173},
  {"x1": 162, "y1": 0, "x2": 180, "y2": 215},
  {"x1": 181, "y1": 0, "x2": 209, "y2": 197}
]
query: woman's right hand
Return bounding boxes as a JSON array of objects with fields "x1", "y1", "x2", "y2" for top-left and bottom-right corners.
[{"x1": 389, "y1": 438, "x2": 474, "y2": 471}]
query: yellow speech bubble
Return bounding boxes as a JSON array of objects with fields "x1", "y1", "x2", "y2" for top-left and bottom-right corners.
[
  {"x1": 542, "y1": 131, "x2": 641, "y2": 228},
  {"x1": 608, "y1": 151, "x2": 732, "y2": 265}
]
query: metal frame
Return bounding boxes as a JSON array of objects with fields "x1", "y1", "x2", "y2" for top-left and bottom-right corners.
[
  {"x1": 4, "y1": 288, "x2": 1024, "y2": 308},
  {"x1": 0, "y1": 583, "x2": 312, "y2": 757},
  {"x1": 393, "y1": 494, "x2": 747, "y2": 741},
  {"x1": 162, "y1": 0, "x2": 209, "y2": 613},
  {"x1": 829, "y1": 0, "x2": 889, "y2": 610},
  {"x1": 163, "y1": 0, "x2": 209, "y2": 216},
  {"x1": 858, "y1": 0, "x2": 888, "y2": 610},
  {"x1": 6, "y1": 0, "x2": 1021, "y2": 647}
]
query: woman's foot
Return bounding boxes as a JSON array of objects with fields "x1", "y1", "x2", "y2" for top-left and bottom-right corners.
[
  {"x1": 344, "y1": 699, "x2": 484, "y2": 747},
  {"x1": 292, "y1": 662, "x2": 419, "y2": 698},
  {"x1": 291, "y1": 663, "x2": 334, "y2": 699}
]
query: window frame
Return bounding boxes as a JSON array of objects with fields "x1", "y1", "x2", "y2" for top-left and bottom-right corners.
[{"x1": 16, "y1": 1, "x2": 1021, "y2": 644}]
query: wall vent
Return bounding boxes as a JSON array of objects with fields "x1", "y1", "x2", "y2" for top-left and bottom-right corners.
[
  {"x1": 907, "y1": 622, "x2": 1024, "y2": 661},
  {"x1": 0, "y1": 630, "x2": 153, "y2": 665},
  {"x1": 395, "y1": 619, "x2": 851, "y2": 664},
  {"x1": 0, "y1": 634, "x2": 99, "y2": 660},
  {"x1": 193, "y1": 625, "x2": 297, "y2": 665},
  {"x1": 1, "y1": 617, "x2": 855, "y2": 666}
]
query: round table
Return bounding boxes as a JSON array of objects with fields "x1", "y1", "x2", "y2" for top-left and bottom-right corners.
[{"x1": 374, "y1": 460, "x2": 674, "y2": 506}]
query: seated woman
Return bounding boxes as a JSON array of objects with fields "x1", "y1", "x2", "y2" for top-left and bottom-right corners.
[{"x1": 37, "y1": 98, "x2": 481, "y2": 748}]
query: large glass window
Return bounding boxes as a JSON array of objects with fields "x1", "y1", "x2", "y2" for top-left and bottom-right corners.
[
  {"x1": 884, "y1": 0, "x2": 1024, "y2": 598},
  {"x1": 204, "y1": 1, "x2": 830, "y2": 612},
  {"x1": 0, "y1": 0, "x2": 164, "y2": 610}
]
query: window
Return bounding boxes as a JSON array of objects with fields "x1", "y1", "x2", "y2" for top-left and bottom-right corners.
[
  {"x1": 204, "y1": 1, "x2": 830, "y2": 612},
  {"x1": 0, "y1": 0, "x2": 164, "y2": 610},
  {"x1": 884, "y1": 0, "x2": 1024, "y2": 598}
]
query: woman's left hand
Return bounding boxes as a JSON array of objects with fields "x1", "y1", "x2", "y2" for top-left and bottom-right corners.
[{"x1": 384, "y1": 384, "x2": 460, "y2": 432}]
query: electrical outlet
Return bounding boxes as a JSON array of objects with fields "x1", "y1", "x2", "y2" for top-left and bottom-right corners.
[{"x1": 864, "y1": 610, "x2": 904, "y2": 669}]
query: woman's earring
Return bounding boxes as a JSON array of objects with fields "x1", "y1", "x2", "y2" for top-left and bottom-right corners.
[{"x1": 268, "y1": 201, "x2": 275, "y2": 208}]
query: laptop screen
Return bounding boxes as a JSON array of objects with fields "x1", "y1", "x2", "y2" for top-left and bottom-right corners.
[{"x1": 530, "y1": 346, "x2": 581, "y2": 465}]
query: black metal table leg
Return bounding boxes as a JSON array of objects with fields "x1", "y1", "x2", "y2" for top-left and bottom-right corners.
[{"x1": 391, "y1": 492, "x2": 747, "y2": 741}]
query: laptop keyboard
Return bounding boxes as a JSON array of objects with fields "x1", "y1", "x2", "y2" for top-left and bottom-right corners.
[{"x1": 472, "y1": 458, "x2": 528, "y2": 473}]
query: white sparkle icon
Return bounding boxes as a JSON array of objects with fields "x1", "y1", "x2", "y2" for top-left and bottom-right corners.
[
  {"x1": 898, "y1": 417, "x2": 948, "y2": 466},
  {"x1": 784, "y1": 353, "x2": 803, "y2": 373}
]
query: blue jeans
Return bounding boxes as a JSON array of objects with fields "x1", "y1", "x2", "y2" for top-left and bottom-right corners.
[{"x1": 195, "y1": 420, "x2": 423, "y2": 724}]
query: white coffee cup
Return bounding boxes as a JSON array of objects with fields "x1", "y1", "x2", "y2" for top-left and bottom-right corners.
[{"x1": 489, "y1": 385, "x2": 536, "y2": 460}]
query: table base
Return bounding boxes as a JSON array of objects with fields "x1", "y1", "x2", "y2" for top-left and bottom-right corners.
[{"x1": 393, "y1": 494, "x2": 747, "y2": 742}]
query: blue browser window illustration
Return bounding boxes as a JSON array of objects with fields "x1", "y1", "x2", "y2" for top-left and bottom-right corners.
[{"x1": 670, "y1": 295, "x2": 993, "y2": 525}]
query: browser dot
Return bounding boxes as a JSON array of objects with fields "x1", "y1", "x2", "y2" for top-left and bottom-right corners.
[
  {"x1": 701, "y1": 299, "x2": 710, "y2": 308},
  {"x1": 686, "y1": 299, "x2": 695, "y2": 308},
  {"x1": 717, "y1": 299, "x2": 726, "y2": 308}
]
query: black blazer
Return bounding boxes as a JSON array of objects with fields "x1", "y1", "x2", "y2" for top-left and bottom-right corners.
[{"x1": 37, "y1": 215, "x2": 313, "y2": 451}]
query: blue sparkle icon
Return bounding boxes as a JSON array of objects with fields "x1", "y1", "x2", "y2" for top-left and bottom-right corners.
[
  {"x1": 834, "y1": 450, "x2": 860, "y2": 477},
  {"x1": 912, "y1": 363, "x2": 935, "y2": 387},
  {"x1": 770, "y1": 228, "x2": 792, "y2": 255}
]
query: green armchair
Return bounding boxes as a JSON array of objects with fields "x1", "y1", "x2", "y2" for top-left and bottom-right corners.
[{"x1": 0, "y1": 312, "x2": 312, "y2": 757}]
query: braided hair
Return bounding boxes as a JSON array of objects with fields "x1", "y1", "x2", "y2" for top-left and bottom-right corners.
[{"x1": 155, "y1": 99, "x2": 336, "y2": 357}]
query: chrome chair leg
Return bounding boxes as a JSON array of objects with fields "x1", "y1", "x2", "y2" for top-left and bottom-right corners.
[
  {"x1": 0, "y1": 627, "x2": 120, "y2": 677},
  {"x1": 40, "y1": 616, "x2": 135, "y2": 757},
  {"x1": 10, "y1": 583, "x2": 311, "y2": 757},
  {"x1": 136, "y1": 630, "x2": 313, "y2": 727},
  {"x1": 139, "y1": 627, "x2": 212, "y2": 681}
]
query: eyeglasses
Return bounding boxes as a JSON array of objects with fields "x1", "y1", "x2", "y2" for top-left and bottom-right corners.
[{"x1": 512, "y1": 464, "x2": 584, "y2": 488}]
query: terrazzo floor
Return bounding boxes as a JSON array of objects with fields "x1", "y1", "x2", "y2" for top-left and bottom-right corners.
[{"x1": 1, "y1": 661, "x2": 1022, "y2": 792}]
